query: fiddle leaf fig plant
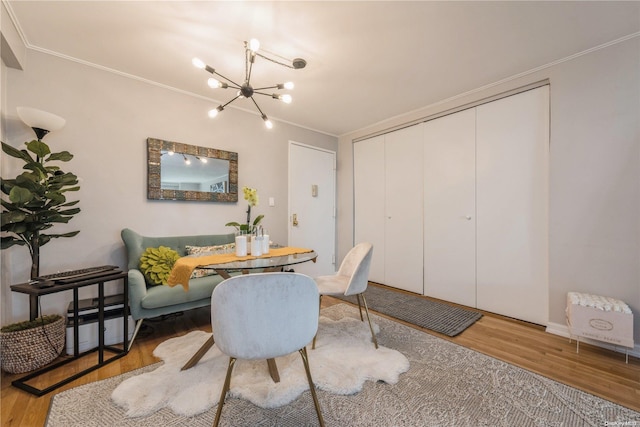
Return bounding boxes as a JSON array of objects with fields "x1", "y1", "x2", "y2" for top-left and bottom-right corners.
[{"x1": 1, "y1": 140, "x2": 81, "y2": 279}]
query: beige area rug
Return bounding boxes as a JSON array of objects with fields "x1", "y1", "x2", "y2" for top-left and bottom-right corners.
[{"x1": 46, "y1": 304, "x2": 640, "y2": 427}]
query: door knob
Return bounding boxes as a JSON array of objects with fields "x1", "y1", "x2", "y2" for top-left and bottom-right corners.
[
  {"x1": 292, "y1": 214, "x2": 299, "y2": 226},
  {"x1": 465, "y1": 216, "x2": 472, "y2": 220}
]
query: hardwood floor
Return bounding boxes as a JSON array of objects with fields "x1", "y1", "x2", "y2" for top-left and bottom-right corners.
[{"x1": 2, "y1": 284, "x2": 638, "y2": 426}]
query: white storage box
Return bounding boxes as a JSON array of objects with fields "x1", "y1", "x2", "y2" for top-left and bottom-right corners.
[
  {"x1": 566, "y1": 292, "x2": 634, "y2": 349},
  {"x1": 66, "y1": 294, "x2": 135, "y2": 355}
]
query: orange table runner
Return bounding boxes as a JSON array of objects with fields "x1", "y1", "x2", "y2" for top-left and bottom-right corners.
[{"x1": 167, "y1": 247, "x2": 314, "y2": 290}]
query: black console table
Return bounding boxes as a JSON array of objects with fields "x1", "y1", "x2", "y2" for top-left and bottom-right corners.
[{"x1": 9, "y1": 270, "x2": 129, "y2": 396}]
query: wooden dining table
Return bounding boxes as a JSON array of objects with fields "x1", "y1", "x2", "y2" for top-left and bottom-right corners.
[{"x1": 179, "y1": 248, "x2": 318, "y2": 383}]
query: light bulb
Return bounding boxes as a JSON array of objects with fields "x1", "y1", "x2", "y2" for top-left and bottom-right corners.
[
  {"x1": 208, "y1": 106, "x2": 223, "y2": 118},
  {"x1": 199, "y1": 156, "x2": 208, "y2": 163},
  {"x1": 192, "y1": 57, "x2": 206, "y2": 69},
  {"x1": 168, "y1": 150, "x2": 174, "y2": 156},
  {"x1": 262, "y1": 114, "x2": 273, "y2": 129},
  {"x1": 280, "y1": 94, "x2": 292, "y2": 104},
  {"x1": 284, "y1": 82, "x2": 294, "y2": 90},
  {"x1": 249, "y1": 38, "x2": 260, "y2": 52},
  {"x1": 208, "y1": 78, "x2": 221, "y2": 88}
]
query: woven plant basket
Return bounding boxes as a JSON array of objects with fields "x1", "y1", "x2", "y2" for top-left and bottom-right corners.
[{"x1": 0, "y1": 315, "x2": 66, "y2": 374}]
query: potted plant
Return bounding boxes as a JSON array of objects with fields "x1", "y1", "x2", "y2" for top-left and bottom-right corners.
[
  {"x1": 0, "y1": 314, "x2": 66, "y2": 373},
  {"x1": 225, "y1": 186, "x2": 264, "y2": 254},
  {"x1": 225, "y1": 186, "x2": 264, "y2": 234},
  {"x1": 1, "y1": 139, "x2": 81, "y2": 278}
]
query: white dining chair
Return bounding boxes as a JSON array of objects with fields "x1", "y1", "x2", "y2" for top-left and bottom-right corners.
[
  {"x1": 312, "y1": 242, "x2": 378, "y2": 349},
  {"x1": 210, "y1": 272, "x2": 325, "y2": 427}
]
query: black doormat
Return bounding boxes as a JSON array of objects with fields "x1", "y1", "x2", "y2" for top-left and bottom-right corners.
[{"x1": 334, "y1": 284, "x2": 482, "y2": 337}]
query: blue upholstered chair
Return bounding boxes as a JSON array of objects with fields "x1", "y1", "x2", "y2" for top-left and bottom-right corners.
[
  {"x1": 210, "y1": 272, "x2": 325, "y2": 427},
  {"x1": 312, "y1": 242, "x2": 378, "y2": 349}
]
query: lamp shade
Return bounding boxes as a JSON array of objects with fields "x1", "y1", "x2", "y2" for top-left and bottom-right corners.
[{"x1": 17, "y1": 107, "x2": 66, "y2": 132}]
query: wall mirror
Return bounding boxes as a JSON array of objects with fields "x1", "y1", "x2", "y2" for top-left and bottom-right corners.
[{"x1": 147, "y1": 137, "x2": 238, "y2": 202}]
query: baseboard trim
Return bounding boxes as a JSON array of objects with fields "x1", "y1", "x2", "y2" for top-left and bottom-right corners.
[{"x1": 546, "y1": 322, "x2": 639, "y2": 360}]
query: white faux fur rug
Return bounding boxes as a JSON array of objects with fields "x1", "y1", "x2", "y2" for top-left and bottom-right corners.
[{"x1": 111, "y1": 315, "x2": 409, "y2": 417}]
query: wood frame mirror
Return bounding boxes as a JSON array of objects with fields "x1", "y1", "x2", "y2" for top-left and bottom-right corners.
[{"x1": 147, "y1": 137, "x2": 238, "y2": 202}]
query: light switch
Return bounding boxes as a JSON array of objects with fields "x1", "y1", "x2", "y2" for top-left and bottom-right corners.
[
  {"x1": 311, "y1": 185, "x2": 318, "y2": 197},
  {"x1": 268, "y1": 197, "x2": 275, "y2": 207}
]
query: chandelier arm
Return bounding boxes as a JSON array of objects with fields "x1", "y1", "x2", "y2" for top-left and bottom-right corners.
[
  {"x1": 246, "y1": 50, "x2": 255, "y2": 84},
  {"x1": 221, "y1": 95, "x2": 242, "y2": 109},
  {"x1": 244, "y1": 47, "x2": 249, "y2": 80},
  {"x1": 253, "y1": 90, "x2": 280, "y2": 97},
  {"x1": 253, "y1": 85, "x2": 283, "y2": 91},
  {"x1": 250, "y1": 97, "x2": 266, "y2": 116},
  {"x1": 211, "y1": 70, "x2": 243, "y2": 88},
  {"x1": 255, "y1": 52, "x2": 295, "y2": 69}
]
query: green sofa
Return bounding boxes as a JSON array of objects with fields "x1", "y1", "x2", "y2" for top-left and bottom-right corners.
[{"x1": 121, "y1": 228, "x2": 236, "y2": 349}]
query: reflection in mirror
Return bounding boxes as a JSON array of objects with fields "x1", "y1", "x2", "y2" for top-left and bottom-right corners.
[
  {"x1": 147, "y1": 138, "x2": 238, "y2": 202},
  {"x1": 160, "y1": 151, "x2": 229, "y2": 191}
]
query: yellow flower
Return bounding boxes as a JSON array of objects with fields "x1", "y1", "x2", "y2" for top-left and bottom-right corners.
[
  {"x1": 226, "y1": 186, "x2": 264, "y2": 233},
  {"x1": 243, "y1": 186, "x2": 259, "y2": 207}
]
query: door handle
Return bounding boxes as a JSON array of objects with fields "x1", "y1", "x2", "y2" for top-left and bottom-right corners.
[{"x1": 292, "y1": 214, "x2": 299, "y2": 226}]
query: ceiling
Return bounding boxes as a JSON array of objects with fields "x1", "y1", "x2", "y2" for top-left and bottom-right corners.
[{"x1": 5, "y1": 1, "x2": 640, "y2": 137}]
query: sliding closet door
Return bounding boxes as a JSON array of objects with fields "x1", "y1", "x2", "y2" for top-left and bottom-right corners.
[
  {"x1": 475, "y1": 86, "x2": 549, "y2": 325},
  {"x1": 423, "y1": 109, "x2": 477, "y2": 306},
  {"x1": 384, "y1": 124, "x2": 424, "y2": 294},
  {"x1": 354, "y1": 136, "x2": 385, "y2": 283}
]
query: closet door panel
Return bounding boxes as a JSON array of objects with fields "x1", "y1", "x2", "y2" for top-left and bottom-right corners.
[
  {"x1": 384, "y1": 124, "x2": 424, "y2": 294},
  {"x1": 475, "y1": 86, "x2": 549, "y2": 325},
  {"x1": 423, "y1": 109, "x2": 477, "y2": 306},
  {"x1": 354, "y1": 136, "x2": 385, "y2": 283}
]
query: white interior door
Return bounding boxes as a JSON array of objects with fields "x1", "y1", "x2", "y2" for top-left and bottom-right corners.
[
  {"x1": 475, "y1": 86, "x2": 549, "y2": 325},
  {"x1": 354, "y1": 136, "x2": 385, "y2": 283},
  {"x1": 384, "y1": 124, "x2": 424, "y2": 294},
  {"x1": 423, "y1": 109, "x2": 477, "y2": 306},
  {"x1": 288, "y1": 142, "x2": 336, "y2": 277}
]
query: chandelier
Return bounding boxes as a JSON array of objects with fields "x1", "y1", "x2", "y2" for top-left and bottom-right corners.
[{"x1": 193, "y1": 39, "x2": 306, "y2": 129}]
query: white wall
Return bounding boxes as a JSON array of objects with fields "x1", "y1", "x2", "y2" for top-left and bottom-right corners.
[
  {"x1": 1, "y1": 49, "x2": 337, "y2": 324},
  {"x1": 338, "y1": 36, "x2": 640, "y2": 345}
]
